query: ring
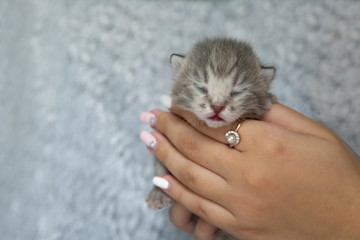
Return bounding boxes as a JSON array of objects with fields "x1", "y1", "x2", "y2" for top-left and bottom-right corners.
[{"x1": 225, "y1": 121, "x2": 243, "y2": 147}]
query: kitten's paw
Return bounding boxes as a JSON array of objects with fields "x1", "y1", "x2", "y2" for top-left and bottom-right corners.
[
  {"x1": 146, "y1": 187, "x2": 173, "y2": 210},
  {"x1": 215, "y1": 230, "x2": 239, "y2": 240},
  {"x1": 270, "y1": 93, "x2": 278, "y2": 104},
  {"x1": 265, "y1": 93, "x2": 277, "y2": 111}
]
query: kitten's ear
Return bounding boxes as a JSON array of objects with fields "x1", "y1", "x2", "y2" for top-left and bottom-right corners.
[
  {"x1": 259, "y1": 66, "x2": 276, "y2": 85},
  {"x1": 170, "y1": 54, "x2": 185, "y2": 78}
]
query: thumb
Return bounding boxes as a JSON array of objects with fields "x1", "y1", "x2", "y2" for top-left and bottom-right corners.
[{"x1": 263, "y1": 103, "x2": 336, "y2": 141}]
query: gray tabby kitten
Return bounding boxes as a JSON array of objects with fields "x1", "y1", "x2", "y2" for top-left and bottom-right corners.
[{"x1": 146, "y1": 37, "x2": 276, "y2": 240}]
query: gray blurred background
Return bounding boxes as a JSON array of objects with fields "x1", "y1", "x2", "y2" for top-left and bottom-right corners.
[{"x1": 0, "y1": 0, "x2": 359, "y2": 240}]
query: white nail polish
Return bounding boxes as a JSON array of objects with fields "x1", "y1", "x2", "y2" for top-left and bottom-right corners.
[
  {"x1": 152, "y1": 176, "x2": 169, "y2": 189},
  {"x1": 160, "y1": 95, "x2": 172, "y2": 109}
]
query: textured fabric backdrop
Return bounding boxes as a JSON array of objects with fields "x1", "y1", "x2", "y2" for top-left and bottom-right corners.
[{"x1": 1, "y1": 0, "x2": 359, "y2": 240}]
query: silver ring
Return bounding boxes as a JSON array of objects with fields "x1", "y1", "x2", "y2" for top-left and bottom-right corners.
[{"x1": 225, "y1": 121, "x2": 243, "y2": 147}]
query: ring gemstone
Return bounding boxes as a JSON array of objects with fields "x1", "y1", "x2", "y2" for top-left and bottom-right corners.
[{"x1": 225, "y1": 130, "x2": 240, "y2": 147}]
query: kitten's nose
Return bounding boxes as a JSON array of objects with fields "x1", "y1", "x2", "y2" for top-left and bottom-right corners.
[{"x1": 210, "y1": 104, "x2": 225, "y2": 114}]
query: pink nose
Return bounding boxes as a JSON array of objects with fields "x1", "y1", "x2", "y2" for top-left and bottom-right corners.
[{"x1": 210, "y1": 104, "x2": 225, "y2": 114}]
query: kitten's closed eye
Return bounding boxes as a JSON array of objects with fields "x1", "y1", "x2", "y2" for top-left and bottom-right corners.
[
  {"x1": 230, "y1": 91, "x2": 242, "y2": 97},
  {"x1": 196, "y1": 86, "x2": 208, "y2": 95},
  {"x1": 230, "y1": 87, "x2": 248, "y2": 97}
]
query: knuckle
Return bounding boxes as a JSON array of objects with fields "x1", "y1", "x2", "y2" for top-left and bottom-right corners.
[
  {"x1": 257, "y1": 130, "x2": 284, "y2": 157},
  {"x1": 177, "y1": 188, "x2": 185, "y2": 204},
  {"x1": 194, "y1": 201, "x2": 209, "y2": 219},
  {"x1": 177, "y1": 131, "x2": 198, "y2": 154},
  {"x1": 264, "y1": 140, "x2": 284, "y2": 157},
  {"x1": 240, "y1": 168, "x2": 273, "y2": 190},
  {"x1": 158, "y1": 141, "x2": 171, "y2": 166},
  {"x1": 248, "y1": 172, "x2": 270, "y2": 189},
  {"x1": 179, "y1": 164, "x2": 198, "y2": 186}
]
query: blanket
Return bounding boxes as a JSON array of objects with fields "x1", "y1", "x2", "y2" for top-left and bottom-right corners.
[{"x1": 1, "y1": 0, "x2": 359, "y2": 239}]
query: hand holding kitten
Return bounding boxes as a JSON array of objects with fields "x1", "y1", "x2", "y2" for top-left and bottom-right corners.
[{"x1": 141, "y1": 103, "x2": 360, "y2": 240}]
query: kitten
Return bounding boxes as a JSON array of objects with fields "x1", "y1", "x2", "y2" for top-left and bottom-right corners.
[{"x1": 146, "y1": 37, "x2": 276, "y2": 240}]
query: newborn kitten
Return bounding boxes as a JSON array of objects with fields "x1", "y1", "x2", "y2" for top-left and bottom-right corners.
[{"x1": 146, "y1": 37, "x2": 276, "y2": 240}]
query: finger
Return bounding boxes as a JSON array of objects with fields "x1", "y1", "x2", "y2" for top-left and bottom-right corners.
[
  {"x1": 169, "y1": 203, "x2": 218, "y2": 240},
  {"x1": 262, "y1": 103, "x2": 336, "y2": 141},
  {"x1": 161, "y1": 174, "x2": 235, "y2": 231},
  {"x1": 168, "y1": 106, "x2": 245, "y2": 150},
  {"x1": 194, "y1": 218, "x2": 218, "y2": 240},
  {"x1": 169, "y1": 203, "x2": 195, "y2": 234},
  {"x1": 144, "y1": 130, "x2": 229, "y2": 203},
  {"x1": 169, "y1": 103, "x2": 336, "y2": 152},
  {"x1": 168, "y1": 106, "x2": 268, "y2": 152},
  {"x1": 150, "y1": 109, "x2": 241, "y2": 175}
]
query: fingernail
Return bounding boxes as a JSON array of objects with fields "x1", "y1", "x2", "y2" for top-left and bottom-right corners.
[
  {"x1": 140, "y1": 131, "x2": 158, "y2": 149},
  {"x1": 160, "y1": 95, "x2": 172, "y2": 109},
  {"x1": 140, "y1": 112, "x2": 156, "y2": 127},
  {"x1": 153, "y1": 176, "x2": 169, "y2": 189}
]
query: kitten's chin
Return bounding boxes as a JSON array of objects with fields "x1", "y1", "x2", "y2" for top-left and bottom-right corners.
[{"x1": 204, "y1": 119, "x2": 228, "y2": 128}]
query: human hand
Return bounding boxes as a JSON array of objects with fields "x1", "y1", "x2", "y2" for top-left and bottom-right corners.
[{"x1": 140, "y1": 103, "x2": 360, "y2": 240}]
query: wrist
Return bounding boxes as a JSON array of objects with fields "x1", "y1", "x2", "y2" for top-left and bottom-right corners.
[
  {"x1": 340, "y1": 170, "x2": 360, "y2": 239},
  {"x1": 342, "y1": 200, "x2": 360, "y2": 239},
  {"x1": 347, "y1": 191, "x2": 360, "y2": 239}
]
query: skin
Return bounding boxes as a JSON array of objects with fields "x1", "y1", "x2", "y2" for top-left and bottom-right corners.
[{"x1": 143, "y1": 103, "x2": 360, "y2": 240}]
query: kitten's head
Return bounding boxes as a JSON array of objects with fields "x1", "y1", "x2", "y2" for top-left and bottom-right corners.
[{"x1": 170, "y1": 38, "x2": 275, "y2": 128}]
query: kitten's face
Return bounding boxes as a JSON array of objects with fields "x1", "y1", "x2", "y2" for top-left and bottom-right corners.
[
  {"x1": 173, "y1": 64, "x2": 260, "y2": 128},
  {"x1": 187, "y1": 68, "x2": 251, "y2": 128},
  {"x1": 170, "y1": 39, "x2": 275, "y2": 128}
]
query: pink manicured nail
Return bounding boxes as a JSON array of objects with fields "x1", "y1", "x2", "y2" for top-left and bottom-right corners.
[
  {"x1": 140, "y1": 131, "x2": 158, "y2": 149},
  {"x1": 140, "y1": 112, "x2": 156, "y2": 127}
]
